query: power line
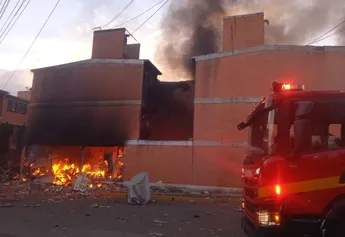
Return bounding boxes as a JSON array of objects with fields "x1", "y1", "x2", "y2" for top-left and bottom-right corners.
[
  {"x1": 0, "y1": 0, "x2": 22, "y2": 35},
  {"x1": 0, "y1": 0, "x2": 31, "y2": 45},
  {"x1": 309, "y1": 19, "x2": 345, "y2": 45},
  {"x1": 125, "y1": 29, "x2": 139, "y2": 44},
  {"x1": 2, "y1": 0, "x2": 61, "y2": 90},
  {"x1": 132, "y1": 0, "x2": 169, "y2": 34},
  {"x1": 113, "y1": 0, "x2": 166, "y2": 28},
  {"x1": 0, "y1": 0, "x2": 24, "y2": 38},
  {"x1": 102, "y1": 0, "x2": 135, "y2": 29},
  {"x1": 0, "y1": 0, "x2": 10, "y2": 21},
  {"x1": 311, "y1": 25, "x2": 345, "y2": 45},
  {"x1": 0, "y1": 0, "x2": 4, "y2": 14},
  {"x1": 0, "y1": 0, "x2": 7, "y2": 16}
]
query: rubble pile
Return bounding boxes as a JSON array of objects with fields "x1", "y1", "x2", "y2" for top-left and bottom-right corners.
[{"x1": 0, "y1": 178, "x2": 127, "y2": 202}]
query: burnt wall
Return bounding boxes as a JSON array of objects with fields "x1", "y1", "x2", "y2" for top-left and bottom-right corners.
[
  {"x1": 141, "y1": 81, "x2": 194, "y2": 141},
  {"x1": 28, "y1": 61, "x2": 148, "y2": 146}
]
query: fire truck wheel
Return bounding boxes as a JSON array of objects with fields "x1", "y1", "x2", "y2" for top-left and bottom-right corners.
[{"x1": 322, "y1": 219, "x2": 345, "y2": 237}]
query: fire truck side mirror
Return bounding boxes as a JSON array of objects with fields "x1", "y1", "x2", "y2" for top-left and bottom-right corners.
[
  {"x1": 237, "y1": 122, "x2": 247, "y2": 131},
  {"x1": 294, "y1": 119, "x2": 312, "y2": 152}
]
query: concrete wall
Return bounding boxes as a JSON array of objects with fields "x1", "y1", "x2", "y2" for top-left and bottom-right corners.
[
  {"x1": 192, "y1": 47, "x2": 345, "y2": 184},
  {"x1": 31, "y1": 62, "x2": 144, "y2": 103},
  {"x1": 195, "y1": 49, "x2": 345, "y2": 98},
  {"x1": 123, "y1": 141, "x2": 243, "y2": 187},
  {"x1": 125, "y1": 44, "x2": 141, "y2": 59},
  {"x1": 28, "y1": 61, "x2": 146, "y2": 145},
  {"x1": 92, "y1": 29, "x2": 127, "y2": 59},
  {"x1": 222, "y1": 13, "x2": 264, "y2": 52},
  {"x1": 17, "y1": 91, "x2": 31, "y2": 101},
  {"x1": 1, "y1": 96, "x2": 28, "y2": 125}
]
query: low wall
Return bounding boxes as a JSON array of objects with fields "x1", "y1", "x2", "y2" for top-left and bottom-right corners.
[{"x1": 123, "y1": 141, "x2": 246, "y2": 188}]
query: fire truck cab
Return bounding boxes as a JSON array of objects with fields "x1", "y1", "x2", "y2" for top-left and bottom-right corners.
[{"x1": 239, "y1": 82, "x2": 345, "y2": 237}]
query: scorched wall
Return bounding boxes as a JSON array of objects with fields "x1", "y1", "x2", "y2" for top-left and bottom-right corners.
[{"x1": 28, "y1": 59, "x2": 160, "y2": 146}]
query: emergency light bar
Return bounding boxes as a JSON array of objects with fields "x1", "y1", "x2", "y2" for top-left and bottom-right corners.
[{"x1": 272, "y1": 82, "x2": 305, "y2": 93}]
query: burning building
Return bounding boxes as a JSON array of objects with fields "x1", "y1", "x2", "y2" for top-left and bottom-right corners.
[
  {"x1": 25, "y1": 28, "x2": 193, "y2": 186},
  {"x1": 26, "y1": 12, "x2": 345, "y2": 188}
]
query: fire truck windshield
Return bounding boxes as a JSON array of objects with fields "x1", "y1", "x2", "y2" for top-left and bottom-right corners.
[
  {"x1": 243, "y1": 96, "x2": 345, "y2": 157},
  {"x1": 291, "y1": 99, "x2": 345, "y2": 153},
  {"x1": 248, "y1": 107, "x2": 278, "y2": 156}
]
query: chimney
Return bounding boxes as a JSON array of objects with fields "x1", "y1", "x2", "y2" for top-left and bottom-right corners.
[
  {"x1": 222, "y1": 12, "x2": 264, "y2": 52},
  {"x1": 17, "y1": 90, "x2": 31, "y2": 101},
  {"x1": 91, "y1": 28, "x2": 128, "y2": 59},
  {"x1": 124, "y1": 44, "x2": 141, "y2": 59}
]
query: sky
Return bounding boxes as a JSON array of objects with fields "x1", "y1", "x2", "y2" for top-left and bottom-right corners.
[
  {"x1": 0, "y1": 0, "x2": 339, "y2": 95},
  {"x1": 0, "y1": 0, "x2": 168, "y2": 94}
]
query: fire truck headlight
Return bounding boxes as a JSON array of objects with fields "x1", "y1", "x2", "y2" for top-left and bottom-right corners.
[
  {"x1": 257, "y1": 210, "x2": 280, "y2": 226},
  {"x1": 255, "y1": 168, "x2": 261, "y2": 176}
]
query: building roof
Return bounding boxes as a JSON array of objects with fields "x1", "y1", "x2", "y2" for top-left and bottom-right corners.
[
  {"x1": 7, "y1": 94, "x2": 30, "y2": 103},
  {"x1": 223, "y1": 12, "x2": 264, "y2": 20},
  {"x1": 93, "y1": 28, "x2": 126, "y2": 34},
  {"x1": 31, "y1": 58, "x2": 162, "y2": 75},
  {"x1": 192, "y1": 45, "x2": 345, "y2": 62},
  {"x1": 0, "y1": 89, "x2": 9, "y2": 96}
]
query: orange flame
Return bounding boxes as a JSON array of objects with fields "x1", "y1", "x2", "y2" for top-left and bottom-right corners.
[{"x1": 52, "y1": 159, "x2": 108, "y2": 186}]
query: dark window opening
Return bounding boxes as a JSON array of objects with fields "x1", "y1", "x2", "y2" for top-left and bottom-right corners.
[
  {"x1": 7, "y1": 100, "x2": 17, "y2": 112},
  {"x1": 6, "y1": 99, "x2": 27, "y2": 114}
]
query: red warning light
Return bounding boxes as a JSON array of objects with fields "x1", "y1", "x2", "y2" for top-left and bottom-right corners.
[
  {"x1": 272, "y1": 82, "x2": 305, "y2": 93},
  {"x1": 282, "y1": 84, "x2": 292, "y2": 90},
  {"x1": 275, "y1": 185, "x2": 281, "y2": 195}
]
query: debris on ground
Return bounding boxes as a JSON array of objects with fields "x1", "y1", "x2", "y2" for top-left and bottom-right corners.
[
  {"x1": 127, "y1": 172, "x2": 150, "y2": 205},
  {"x1": 0, "y1": 177, "x2": 240, "y2": 204},
  {"x1": 0, "y1": 203, "x2": 14, "y2": 208},
  {"x1": 73, "y1": 174, "x2": 89, "y2": 192},
  {"x1": 235, "y1": 207, "x2": 243, "y2": 212},
  {"x1": 149, "y1": 233, "x2": 163, "y2": 236},
  {"x1": 154, "y1": 220, "x2": 168, "y2": 224},
  {"x1": 0, "y1": 179, "x2": 125, "y2": 202}
]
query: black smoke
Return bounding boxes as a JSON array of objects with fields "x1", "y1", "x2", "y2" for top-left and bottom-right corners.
[
  {"x1": 156, "y1": 0, "x2": 227, "y2": 79},
  {"x1": 156, "y1": 0, "x2": 345, "y2": 79}
]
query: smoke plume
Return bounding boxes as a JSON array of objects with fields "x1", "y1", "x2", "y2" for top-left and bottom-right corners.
[
  {"x1": 156, "y1": 0, "x2": 227, "y2": 79},
  {"x1": 157, "y1": 0, "x2": 345, "y2": 80}
]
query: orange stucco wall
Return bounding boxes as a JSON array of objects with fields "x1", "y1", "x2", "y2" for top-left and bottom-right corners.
[
  {"x1": 123, "y1": 144, "x2": 243, "y2": 187},
  {"x1": 92, "y1": 29, "x2": 126, "y2": 59},
  {"x1": 1, "y1": 97, "x2": 28, "y2": 125},
  {"x1": 194, "y1": 49, "x2": 345, "y2": 141},
  {"x1": 189, "y1": 48, "x2": 345, "y2": 187},
  {"x1": 222, "y1": 13, "x2": 264, "y2": 52},
  {"x1": 195, "y1": 50, "x2": 345, "y2": 99},
  {"x1": 31, "y1": 63, "x2": 144, "y2": 103}
]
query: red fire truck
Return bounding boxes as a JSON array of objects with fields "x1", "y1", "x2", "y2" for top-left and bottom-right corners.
[{"x1": 238, "y1": 82, "x2": 345, "y2": 237}]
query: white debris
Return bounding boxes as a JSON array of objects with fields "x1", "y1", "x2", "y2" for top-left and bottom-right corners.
[
  {"x1": 154, "y1": 220, "x2": 168, "y2": 224},
  {"x1": 127, "y1": 172, "x2": 150, "y2": 205},
  {"x1": 150, "y1": 233, "x2": 163, "y2": 236},
  {"x1": 73, "y1": 173, "x2": 89, "y2": 192}
]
